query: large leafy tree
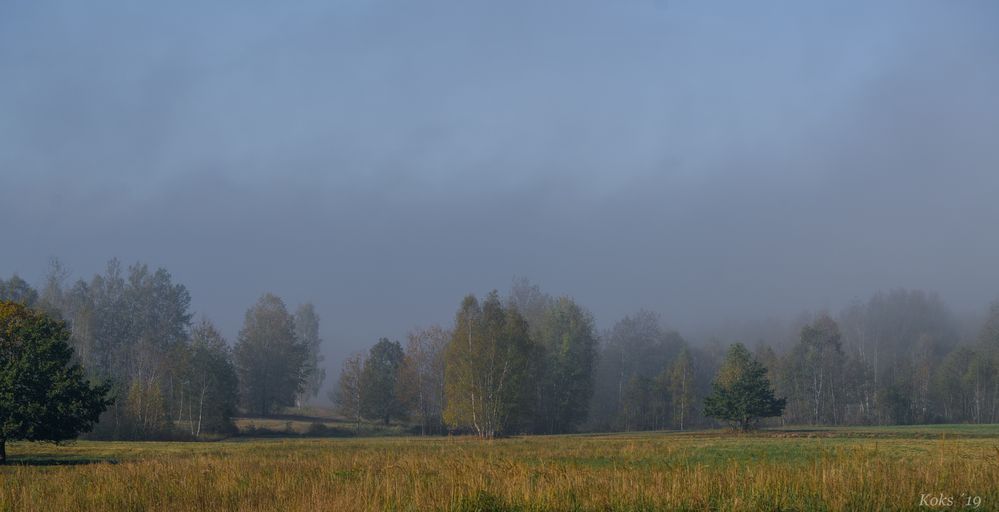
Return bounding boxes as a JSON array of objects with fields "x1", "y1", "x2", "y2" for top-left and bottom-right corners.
[
  {"x1": 234, "y1": 294, "x2": 308, "y2": 416},
  {"x1": 704, "y1": 343, "x2": 785, "y2": 432},
  {"x1": 0, "y1": 301, "x2": 112, "y2": 463},
  {"x1": 359, "y1": 338, "x2": 406, "y2": 425}
]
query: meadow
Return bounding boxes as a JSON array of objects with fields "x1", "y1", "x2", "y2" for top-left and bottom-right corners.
[{"x1": 2, "y1": 425, "x2": 998, "y2": 511}]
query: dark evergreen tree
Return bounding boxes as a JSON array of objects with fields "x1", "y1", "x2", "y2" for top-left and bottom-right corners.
[{"x1": 704, "y1": 343, "x2": 785, "y2": 432}]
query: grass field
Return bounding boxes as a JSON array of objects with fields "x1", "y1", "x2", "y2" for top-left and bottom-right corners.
[{"x1": 2, "y1": 425, "x2": 998, "y2": 511}]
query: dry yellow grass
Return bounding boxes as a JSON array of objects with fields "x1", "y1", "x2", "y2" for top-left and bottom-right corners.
[{"x1": 1, "y1": 428, "x2": 998, "y2": 511}]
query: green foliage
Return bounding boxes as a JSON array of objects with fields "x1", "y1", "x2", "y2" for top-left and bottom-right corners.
[
  {"x1": 19, "y1": 257, "x2": 999, "y2": 444},
  {"x1": 294, "y1": 303, "x2": 325, "y2": 403},
  {"x1": 185, "y1": 320, "x2": 239, "y2": 435},
  {"x1": 620, "y1": 375, "x2": 654, "y2": 431},
  {"x1": 704, "y1": 343, "x2": 785, "y2": 431},
  {"x1": 359, "y1": 338, "x2": 406, "y2": 425},
  {"x1": 234, "y1": 293, "x2": 308, "y2": 416},
  {"x1": 531, "y1": 296, "x2": 598, "y2": 434},
  {"x1": 0, "y1": 301, "x2": 112, "y2": 462},
  {"x1": 444, "y1": 292, "x2": 533, "y2": 437}
]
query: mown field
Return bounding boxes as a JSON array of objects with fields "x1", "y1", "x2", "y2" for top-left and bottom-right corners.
[{"x1": 2, "y1": 425, "x2": 998, "y2": 511}]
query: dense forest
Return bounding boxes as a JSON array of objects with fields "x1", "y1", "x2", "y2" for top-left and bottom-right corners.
[{"x1": 3, "y1": 261, "x2": 999, "y2": 440}]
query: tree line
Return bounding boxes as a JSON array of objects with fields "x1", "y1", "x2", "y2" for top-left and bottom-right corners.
[
  {"x1": 6, "y1": 263, "x2": 999, "y2": 439},
  {"x1": 334, "y1": 281, "x2": 999, "y2": 436},
  {"x1": 331, "y1": 279, "x2": 704, "y2": 436},
  {"x1": 0, "y1": 260, "x2": 325, "y2": 439}
]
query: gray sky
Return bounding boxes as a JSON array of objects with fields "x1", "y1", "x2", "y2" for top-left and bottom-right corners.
[{"x1": 3, "y1": 1, "x2": 999, "y2": 382}]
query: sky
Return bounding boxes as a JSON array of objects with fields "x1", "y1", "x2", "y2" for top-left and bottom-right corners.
[{"x1": 3, "y1": 1, "x2": 999, "y2": 387}]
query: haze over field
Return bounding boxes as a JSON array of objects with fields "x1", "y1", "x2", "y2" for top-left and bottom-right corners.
[{"x1": 3, "y1": 0, "x2": 999, "y2": 378}]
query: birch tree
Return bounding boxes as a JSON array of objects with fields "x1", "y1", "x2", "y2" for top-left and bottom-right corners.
[
  {"x1": 187, "y1": 319, "x2": 238, "y2": 436},
  {"x1": 443, "y1": 292, "x2": 532, "y2": 438},
  {"x1": 793, "y1": 315, "x2": 844, "y2": 424}
]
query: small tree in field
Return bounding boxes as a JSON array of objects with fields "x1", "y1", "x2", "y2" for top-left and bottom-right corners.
[
  {"x1": 704, "y1": 343, "x2": 785, "y2": 432},
  {"x1": 0, "y1": 301, "x2": 112, "y2": 463}
]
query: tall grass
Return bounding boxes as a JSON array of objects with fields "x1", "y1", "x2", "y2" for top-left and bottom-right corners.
[{"x1": 1, "y1": 429, "x2": 997, "y2": 511}]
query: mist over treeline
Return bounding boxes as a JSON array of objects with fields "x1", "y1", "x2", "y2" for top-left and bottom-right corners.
[
  {"x1": 3, "y1": 258, "x2": 999, "y2": 438},
  {"x1": 3, "y1": 0, "x2": 999, "y2": 444},
  {"x1": 4, "y1": 1, "x2": 999, "y2": 374}
]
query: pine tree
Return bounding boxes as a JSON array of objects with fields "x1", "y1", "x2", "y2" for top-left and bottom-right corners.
[{"x1": 704, "y1": 343, "x2": 785, "y2": 432}]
